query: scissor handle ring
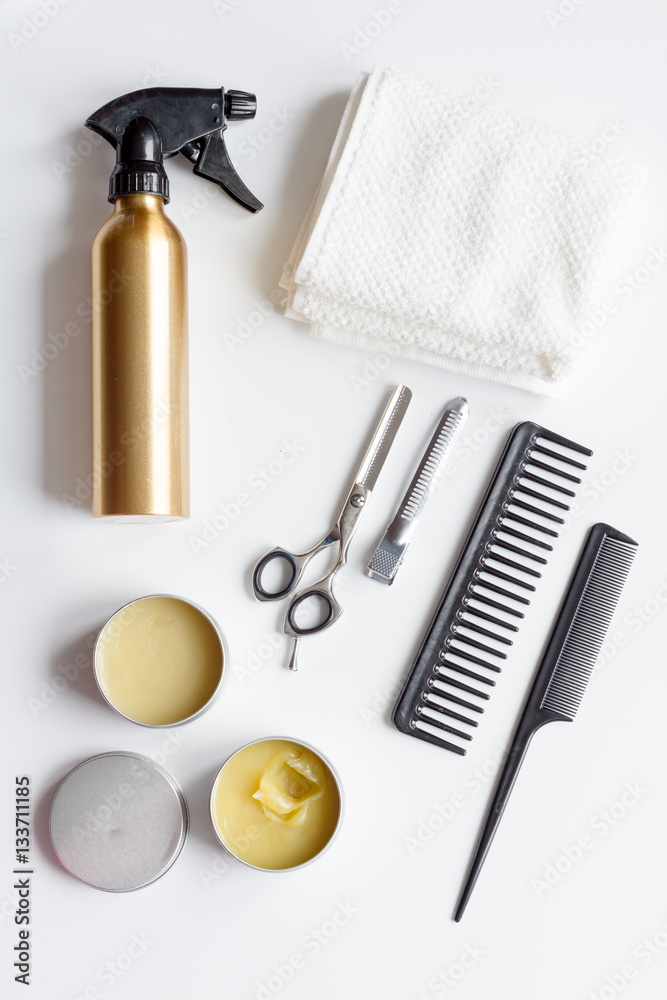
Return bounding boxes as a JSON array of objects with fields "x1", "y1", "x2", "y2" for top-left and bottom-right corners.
[
  {"x1": 253, "y1": 550, "x2": 299, "y2": 601},
  {"x1": 286, "y1": 589, "x2": 336, "y2": 636}
]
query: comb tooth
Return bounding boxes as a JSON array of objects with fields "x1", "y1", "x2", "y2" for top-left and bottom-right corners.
[
  {"x1": 444, "y1": 644, "x2": 503, "y2": 672},
  {"x1": 473, "y1": 578, "x2": 531, "y2": 606},
  {"x1": 449, "y1": 631, "x2": 508, "y2": 659},
  {"x1": 485, "y1": 551, "x2": 542, "y2": 577},
  {"x1": 455, "y1": 616, "x2": 513, "y2": 645},
  {"x1": 496, "y1": 524, "x2": 554, "y2": 550},
  {"x1": 509, "y1": 496, "x2": 567, "y2": 522},
  {"x1": 503, "y1": 510, "x2": 560, "y2": 537},
  {"x1": 422, "y1": 694, "x2": 479, "y2": 727},
  {"x1": 416, "y1": 705, "x2": 474, "y2": 739},
  {"x1": 468, "y1": 592, "x2": 525, "y2": 619},
  {"x1": 479, "y1": 562, "x2": 537, "y2": 591},
  {"x1": 531, "y1": 444, "x2": 587, "y2": 470},
  {"x1": 541, "y1": 532, "x2": 637, "y2": 720},
  {"x1": 461, "y1": 600, "x2": 520, "y2": 632},
  {"x1": 429, "y1": 679, "x2": 485, "y2": 713},
  {"x1": 433, "y1": 671, "x2": 492, "y2": 700},
  {"x1": 520, "y1": 471, "x2": 576, "y2": 497},
  {"x1": 410, "y1": 720, "x2": 468, "y2": 755},
  {"x1": 491, "y1": 536, "x2": 548, "y2": 565},
  {"x1": 513, "y1": 484, "x2": 571, "y2": 511},
  {"x1": 438, "y1": 657, "x2": 498, "y2": 686},
  {"x1": 535, "y1": 432, "x2": 592, "y2": 457},
  {"x1": 524, "y1": 457, "x2": 581, "y2": 484}
]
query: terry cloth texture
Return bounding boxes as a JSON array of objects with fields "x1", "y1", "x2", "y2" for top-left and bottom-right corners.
[{"x1": 280, "y1": 66, "x2": 646, "y2": 397}]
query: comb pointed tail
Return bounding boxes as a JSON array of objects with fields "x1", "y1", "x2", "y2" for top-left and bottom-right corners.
[{"x1": 453, "y1": 717, "x2": 537, "y2": 921}]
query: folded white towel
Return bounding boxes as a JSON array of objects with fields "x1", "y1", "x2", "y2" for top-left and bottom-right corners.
[{"x1": 280, "y1": 66, "x2": 646, "y2": 396}]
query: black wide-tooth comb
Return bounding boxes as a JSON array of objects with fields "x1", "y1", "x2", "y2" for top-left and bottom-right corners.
[
  {"x1": 392, "y1": 422, "x2": 592, "y2": 755},
  {"x1": 454, "y1": 523, "x2": 638, "y2": 920}
]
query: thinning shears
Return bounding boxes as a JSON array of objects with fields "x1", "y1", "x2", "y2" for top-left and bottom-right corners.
[{"x1": 252, "y1": 385, "x2": 412, "y2": 671}]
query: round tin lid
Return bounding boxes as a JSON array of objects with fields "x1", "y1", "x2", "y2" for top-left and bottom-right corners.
[{"x1": 49, "y1": 752, "x2": 188, "y2": 892}]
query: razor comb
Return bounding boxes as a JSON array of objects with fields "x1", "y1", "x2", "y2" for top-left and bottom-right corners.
[
  {"x1": 454, "y1": 523, "x2": 638, "y2": 919},
  {"x1": 367, "y1": 397, "x2": 469, "y2": 585},
  {"x1": 392, "y1": 422, "x2": 592, "y2": 756}
]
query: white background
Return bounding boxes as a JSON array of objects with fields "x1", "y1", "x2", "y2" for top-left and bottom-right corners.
[{"x1": 1, "y1": 1, "x2": 666, "y2": 998}]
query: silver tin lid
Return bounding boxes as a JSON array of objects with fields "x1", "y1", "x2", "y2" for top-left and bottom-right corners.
[{"x1": 49, "y1": 752, "x2": 188, "y2": 892}]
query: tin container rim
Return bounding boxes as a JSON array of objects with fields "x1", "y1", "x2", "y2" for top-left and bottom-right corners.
[
  {"x1": 209, "y1": 735, "x2": 344, "y2": 873},
  {"x1": 93, "y1": 593, "x2": 228, "y2": 728},
  {"x1": 49, "y1": 750, "x2": 189, "y2": 892}
]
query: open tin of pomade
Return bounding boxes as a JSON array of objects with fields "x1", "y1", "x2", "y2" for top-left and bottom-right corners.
[
  {"x1": 49, "y1": 752, "x2": 188, "y2": 891},
  {"x1": 210, "y1": 736, "x2": 343, "y2": 872},
  {"x1": 94, "y1": 594, "x2": 227, "y2": 727}
]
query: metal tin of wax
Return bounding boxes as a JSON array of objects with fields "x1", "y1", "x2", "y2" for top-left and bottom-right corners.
[
  {"x1": 49, "y1": 752, "x2": 188, "y2": 892},
  {"x1": 93, "y1": 594, "x2": 228, "y2": 728},
  {"x1": 209, "y1": 736, "x2": 344, "y2": 873}
]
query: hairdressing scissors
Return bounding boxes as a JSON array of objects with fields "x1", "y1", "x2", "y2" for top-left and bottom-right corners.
[{"x1": 252, "y1": 384, "x2": 412, "y2": 671}]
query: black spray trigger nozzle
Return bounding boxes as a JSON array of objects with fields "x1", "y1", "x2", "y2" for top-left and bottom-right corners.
[
  {"x1": 179, "y1": 130, "x2": 263, "y2": 213},
  {"x1": 86, "y1": 86, "x2": 263, "y2": 213}
]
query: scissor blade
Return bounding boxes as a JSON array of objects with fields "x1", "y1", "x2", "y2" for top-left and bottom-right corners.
[{"x1": 356, "y1": 384, "x2": 412, "y2": 491}]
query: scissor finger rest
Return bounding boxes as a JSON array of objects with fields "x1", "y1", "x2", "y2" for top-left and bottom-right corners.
[
  {"x1": 252, "y1": 548, "x2": 301, "y2": 601},
  {"x1": 285, "y1": 588, "x2": 340, "y2": 636}
]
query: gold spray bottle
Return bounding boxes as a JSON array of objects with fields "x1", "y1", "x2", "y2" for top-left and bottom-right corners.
[{"x1": 86, "y1": 87, "x2": 262, "y2": 521}]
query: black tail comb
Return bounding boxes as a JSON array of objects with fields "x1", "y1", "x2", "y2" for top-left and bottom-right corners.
[{"x1": 454, "y1": 522, "x2": 638, "y2": 920}]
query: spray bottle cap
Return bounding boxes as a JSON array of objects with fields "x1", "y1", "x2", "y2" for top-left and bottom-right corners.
[
  {"x1": 86, "y1": 86, "x2": 263, "y2": 212},
  {"x1": 109, "y1": 117, "x2": 170, "y2": 201}
]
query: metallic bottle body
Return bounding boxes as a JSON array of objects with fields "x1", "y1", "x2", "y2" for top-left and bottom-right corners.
[{"x1": 91, "y1": 194, "x2": 189, "y2": 520}]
